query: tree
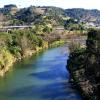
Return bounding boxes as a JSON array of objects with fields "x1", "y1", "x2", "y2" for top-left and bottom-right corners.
[{"x1": 0, "y1": 14, "x2": 6, "y2": 26}]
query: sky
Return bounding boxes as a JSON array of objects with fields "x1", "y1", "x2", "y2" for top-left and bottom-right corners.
[{"x1": 0, "y1": 0, "x2": 100, "y2": 10}]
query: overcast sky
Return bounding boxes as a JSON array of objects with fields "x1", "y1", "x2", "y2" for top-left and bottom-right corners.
[{"x1": 0, "y1": 0, "x2": 100, "y2": 10}]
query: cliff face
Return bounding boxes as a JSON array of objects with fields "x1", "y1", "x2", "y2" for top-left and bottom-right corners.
[{"x1": 67, "y1": 29, "x2": 100, "y2": 100}]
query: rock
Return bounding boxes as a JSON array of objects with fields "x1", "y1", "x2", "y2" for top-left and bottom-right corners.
[{"x1": 67, "y1": 29, "x2": 100, "y2": 100}]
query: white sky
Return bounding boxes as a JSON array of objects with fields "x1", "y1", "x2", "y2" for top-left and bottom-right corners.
[{"x1": 0, "y1": 0, "x2": 100, "y2": 10}]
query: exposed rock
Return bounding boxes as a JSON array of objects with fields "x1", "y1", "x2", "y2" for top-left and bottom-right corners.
[{"x1": 67, "y1": 29, "x2": 100, "y2": 100}]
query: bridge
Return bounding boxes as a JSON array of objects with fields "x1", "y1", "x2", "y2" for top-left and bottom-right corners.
[{"x1": 0, "y1": 25, "x2": 33, "y2": 32}]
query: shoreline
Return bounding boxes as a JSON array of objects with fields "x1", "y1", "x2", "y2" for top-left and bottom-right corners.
[{"x1": 0, "y1": 40, "x2": 65, "y2": 77}]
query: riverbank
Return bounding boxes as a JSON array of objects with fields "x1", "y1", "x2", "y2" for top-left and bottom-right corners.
[
  {"x1": 67, "y1": 29, "x2": 100, "y2": 100},
  {"x1": 0, "y1": 46, "x2": 82, "y2": 100},
  {"x1": 0, "y1": 27, "x2": 86, "y2": 77},
  {"x1": 0, "y1": 38, "x2": 65, "y2": 77}
]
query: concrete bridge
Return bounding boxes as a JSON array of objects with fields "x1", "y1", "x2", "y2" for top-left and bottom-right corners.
[{"x1": 0, "y1": 25, "x2": 33, "y2": 32}]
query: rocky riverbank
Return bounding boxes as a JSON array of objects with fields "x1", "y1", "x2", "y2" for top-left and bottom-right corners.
[{"x1": 67, "y1": 29, "x2": 100, "y2": 100}]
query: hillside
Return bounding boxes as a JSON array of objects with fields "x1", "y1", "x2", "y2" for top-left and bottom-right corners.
[
  {"x1": 65, "y1": 8, "x2": 100, "y2": 25},
  {"x1": 1, "y1": 5, "x2": 100, "y2": 28},
  {"x1": 0, "y1": 5, "x2": 66, "y2": 26}
]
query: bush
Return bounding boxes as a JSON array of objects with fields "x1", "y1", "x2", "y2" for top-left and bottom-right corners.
[{"x1": 69, "y1": 40, "x2": 86, "y2": 53}]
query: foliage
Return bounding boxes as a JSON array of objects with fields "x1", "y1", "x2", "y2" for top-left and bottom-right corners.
[
  {"x1": 64, "y1": 18, "x2": 84, "y2": 30},
  {"x1": 0, "y1": 29, "x2": 45, "y2": 57},
  {"x1": 69, "y1": 40, "x2": 86, "y2": 53},
  {"x1": 65, "y1": 8, "x2": 100, "y2": 24},
  {"x1": 0, "y1": 46, "x2": 13, "y2": 70},
  {"x1": 0, "y1": 5, "x2": 67, "y2": 26}
]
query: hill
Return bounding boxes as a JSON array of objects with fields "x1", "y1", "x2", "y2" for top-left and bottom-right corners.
[
  {"x1": 0, "y1": 5, "x2": 66, "y2": 26},
  {"x1": 65, "y1": 8, "x2": 100, "y2": 26},
  {"x1": 1, "y1": 5, "x2": 100, "y2": 28}
]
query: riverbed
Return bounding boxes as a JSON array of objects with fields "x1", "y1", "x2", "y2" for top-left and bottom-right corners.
[{"x1": 0, "y1": 46, "x2": 82, "y2": 100}]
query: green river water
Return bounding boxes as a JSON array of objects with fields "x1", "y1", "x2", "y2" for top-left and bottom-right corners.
[{"x1": 0, "y1": 46, "x2": 82, "y2": 100}]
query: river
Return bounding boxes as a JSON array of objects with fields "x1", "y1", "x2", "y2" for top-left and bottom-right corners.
[{"x1": 0, "y1": 46, "x2": 82, "y2": 100}]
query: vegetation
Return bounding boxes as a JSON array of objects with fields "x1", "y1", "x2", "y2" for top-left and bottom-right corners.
[
  {"x1": 0, "y1": 5, "x2": 67, "y2": 26},
  {"x1": 49, "y1": 40, "x2": 65, "y2": 47},
  {"x1": 0, "y1": 22, "x2": 64, "y2": 76},
  {"x1": 1, "y1": 5, "x2": 100, "y2": 27},
  {"x1": 0, "y1": 4, "x2": 96, "y2": 77},
  {"x1": 65, "y1": 8, "x2": 100, "y2": 24},
  {"x1": 64, "y1": 18, "x2": 84, "y2": 31},
  {"x1": 67, "y1": 29, "x2": 100, "y2": 100}
]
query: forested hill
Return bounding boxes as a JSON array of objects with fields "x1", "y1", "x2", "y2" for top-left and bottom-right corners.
[
  {"x1": 1, "y1": 5, "x2": 100, "y2": 26},
  {"x1": 65, "y1": 8, "x2": 100, "y2": 24},
  {"x1": 0, "y1": 5, "x2": 66, "y2": 26}
]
